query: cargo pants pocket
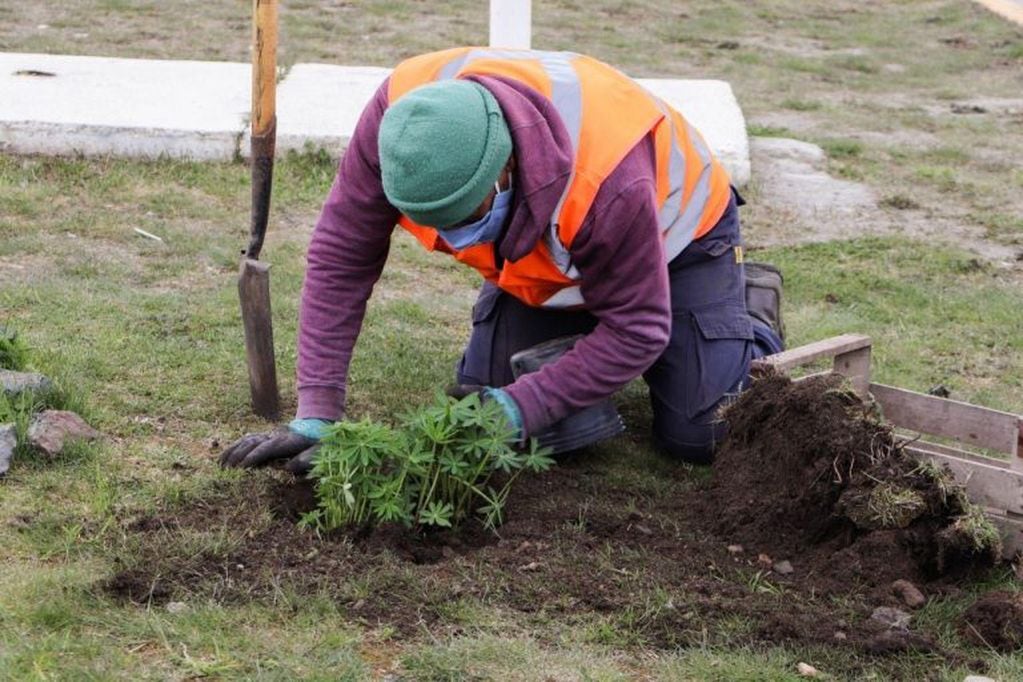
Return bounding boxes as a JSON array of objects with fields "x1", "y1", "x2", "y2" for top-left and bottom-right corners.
[{"x1": 683, "y1": 302, "x2": 754, "y2": 421}]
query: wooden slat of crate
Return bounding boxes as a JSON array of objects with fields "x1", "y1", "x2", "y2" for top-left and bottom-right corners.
[
  {"x1": 906, "y1": 438, "x2": 1011, "y2": 469},
  {"x1": 909, "y1": 444, "x2": 1023, "y2": 516},
  {"x1": 871, "y1": 383, "x2": 1020, "y2": 459},
  {"x1": 752, "y1": 333, "x2": 871, "y2": 373},
  {"x1": 984, "y1": 510, "x2": 1023, "y2": 559}
]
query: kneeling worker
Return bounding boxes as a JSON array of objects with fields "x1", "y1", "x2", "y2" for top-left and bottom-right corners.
[{"x1": 221, "y1": 47, "x2": 785, "y2": 472}]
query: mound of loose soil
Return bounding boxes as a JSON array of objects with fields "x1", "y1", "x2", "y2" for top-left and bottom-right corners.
[
  {"x1": 706, "y1": 372, "x2": 999, "y2": 595},
  {"x1": 960, "y1": 591, "x2": 1023, "y2": 652},
  {"x1": 101, "y1": 374, "x2": 1004, "y2": 662}
]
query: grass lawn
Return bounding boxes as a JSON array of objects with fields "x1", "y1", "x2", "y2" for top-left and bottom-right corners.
[{"x1": 2, "y1": 1, "x2": 1023, "y2": 679}]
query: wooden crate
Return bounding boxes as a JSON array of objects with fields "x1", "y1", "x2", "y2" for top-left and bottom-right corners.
[{"x1": 752, "y1": 334, "x2": 1023, "y2": 559}]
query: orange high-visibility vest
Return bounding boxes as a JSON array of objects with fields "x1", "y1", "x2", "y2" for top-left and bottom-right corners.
[{"x1": 388, "y1": 47, "x2": 732, "y2": 308}]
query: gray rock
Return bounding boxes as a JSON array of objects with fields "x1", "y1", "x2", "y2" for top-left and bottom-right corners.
[
  {"x1": 0, "y1": 370, "x2": 52, "y2": 397},
  {"x1": 871, "y1": 606, "x2": 912, "y2": 630},
  {"x1": 796, "y1": 662, "x2": 819, "y2": 677},
  {"x1": 891, "y1": 579, "x2": 927, "y2": 609},
  {"x1": 773, "y1": 559, "x2": 795, "y2": 575},
  {"x1": 963, "y1": 676, "x2": 997, "y2": 682},
  {"x1": 27, "y1": 410, "x2": 101, "y2": 456},
  {"x1": 0, "y1": 424, "x2": 16, "y2": 475}
]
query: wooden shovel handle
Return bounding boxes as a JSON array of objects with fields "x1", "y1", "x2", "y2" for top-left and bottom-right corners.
[
  {"x1": 247, "y1": 0, "x2": 277, "y2": 260},
  {"x1": 252, "y1": 0, "x2": 277, "y2": 136}
]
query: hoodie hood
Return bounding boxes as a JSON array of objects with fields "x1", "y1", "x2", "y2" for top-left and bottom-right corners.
[{"x1": 465, "y1": 74, "x2": 574, "y2": 264}]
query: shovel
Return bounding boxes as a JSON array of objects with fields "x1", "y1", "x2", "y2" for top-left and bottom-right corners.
[{"x1": 238, "y1": 0, "x2": 281, "y2": 420}]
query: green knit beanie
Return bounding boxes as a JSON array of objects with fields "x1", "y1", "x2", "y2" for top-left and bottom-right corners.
[{"x1": 378, "y1": 80, "x2": 512, "y2": 228}]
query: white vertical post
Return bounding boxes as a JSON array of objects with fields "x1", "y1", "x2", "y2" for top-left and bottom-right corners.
[{"x1": 489, "y1": 0, "x2": 531, "y2": 49}]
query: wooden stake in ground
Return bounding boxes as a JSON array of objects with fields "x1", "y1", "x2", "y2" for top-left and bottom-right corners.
[{"x1": 238, "y1": 0, "x2": 280, "y2": 420}]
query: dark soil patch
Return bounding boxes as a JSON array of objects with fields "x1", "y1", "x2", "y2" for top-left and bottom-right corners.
[
  {"x1": 103, "y1": 374, "x2": 1003, "y2": 661},
  {"x1": 960, "y1": 591, "x2": 1023, "y2": 651}
]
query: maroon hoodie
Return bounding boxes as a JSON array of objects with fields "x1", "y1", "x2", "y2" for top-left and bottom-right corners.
[{"x1": 296, "y1": 74, "x2": 674, "y2": 437}]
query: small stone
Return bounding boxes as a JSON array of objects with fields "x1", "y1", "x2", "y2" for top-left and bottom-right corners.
[
  {"x1": 773, "y1": 560, "x2": 794, "y2": 575},
  {"x1": 891, "y1": 579, "x2": 926, "y2": 608},
  {"x1": 518, "y1": 561, "x2": 542, "y2": 572},
  {"x1": 757, "y1": 553, "x2": 773, "y2": 569},
  {"x1": 871, "y1": 606, "x2": 912, "y2": 630},
  {"x1": 727, "y1": 544, "x2": 744, "y2": 555},
  {"x1": 0, "y1": 424, "x2": 15, "y2": 476},
  {"x1": 0, "y1": 370, "x2": 53, "y2": 398},
  {"x1": 27, "y1": 410, "x2": 101, "y2": 457},
  {"x1": 833, "y1": 631, "x2": 847, "y2": 641},
  {"x1": 963, "y1": 676, "x2": 997, "y2": 682},
  {"x1": 165, "y1": 601, "x2": 187, "y2": 614},
  {"x1": 797, "y1": 662, "x2": 819, "y2": 677},
  {"x1": 634, "y1": 523, "x2": 653, "y2": 536}
]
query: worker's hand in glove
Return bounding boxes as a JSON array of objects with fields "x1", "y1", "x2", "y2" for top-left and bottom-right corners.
[
  {"x1": 445, "y1": 384, "x2": 524, "y2": 441},
  {"x1": 218, "y1": 418, "x2": 332, "y2": 474}
]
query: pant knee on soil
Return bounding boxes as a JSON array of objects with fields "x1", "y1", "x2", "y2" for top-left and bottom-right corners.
[{"x1": 653, "y1": 419, "x2": 725, "y2": 465}]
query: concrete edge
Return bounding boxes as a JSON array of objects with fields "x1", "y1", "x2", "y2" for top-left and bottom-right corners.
[{"x1": 0, "y1": 121, "x2": 240, "y2": 161}]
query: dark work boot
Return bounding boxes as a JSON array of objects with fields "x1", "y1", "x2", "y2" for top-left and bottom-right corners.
[{"x1": 744, "y1": 262, "x2": 785, "y2": 345}]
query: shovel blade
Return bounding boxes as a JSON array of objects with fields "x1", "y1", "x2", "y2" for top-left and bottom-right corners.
[{"x1": 239, "y1": 257, "x2": 281, "y2": 420}]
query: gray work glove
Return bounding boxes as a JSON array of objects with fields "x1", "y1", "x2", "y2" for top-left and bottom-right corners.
[{"x1": 218, "y1": 418, "x2": 331, "y2": 474}]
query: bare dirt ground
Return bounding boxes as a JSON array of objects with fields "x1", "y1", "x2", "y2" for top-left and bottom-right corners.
[
  {"x1": 105, "y1": 375, "x2": 1007, "y2": 669},
  {"x1": 745, "y1": 136, "x2": 1021, "y2": 264}
]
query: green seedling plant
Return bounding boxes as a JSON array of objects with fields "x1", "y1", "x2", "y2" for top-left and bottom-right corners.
[{"x1": 301, "y1": 393, "x2": 554, "y2": 533}]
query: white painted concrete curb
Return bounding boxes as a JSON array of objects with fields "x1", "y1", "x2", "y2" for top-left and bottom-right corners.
[
  {"x1": 1, "y1": 53, "x2": 249, "y2": 160},
  {"x1": 2, "y1": 52, "x2": 750, "y2": 185}
]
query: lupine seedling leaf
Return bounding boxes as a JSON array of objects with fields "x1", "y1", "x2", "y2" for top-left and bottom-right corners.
[{"x1": 306, "y1": 394, "x2": 554, "y2": 533}]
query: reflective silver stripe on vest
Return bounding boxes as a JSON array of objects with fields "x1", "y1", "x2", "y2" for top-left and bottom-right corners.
[
  {"x1": 542, "y1": 285, "x2": 584, "y2": 308},
  {"x1": 662, "y1": 122, "x2": 713, "y2": 262},
  {"x1": 544, "y1": 222, "x2": 580, "y2": 280},
  {"x1": 647, "y1": 95, "x2": 688, "y2": 256}
]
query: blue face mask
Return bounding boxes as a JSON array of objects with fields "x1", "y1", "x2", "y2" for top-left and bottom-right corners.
[{"x1": 439, "y1": 177, "x2": 514, "y2": 251}]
